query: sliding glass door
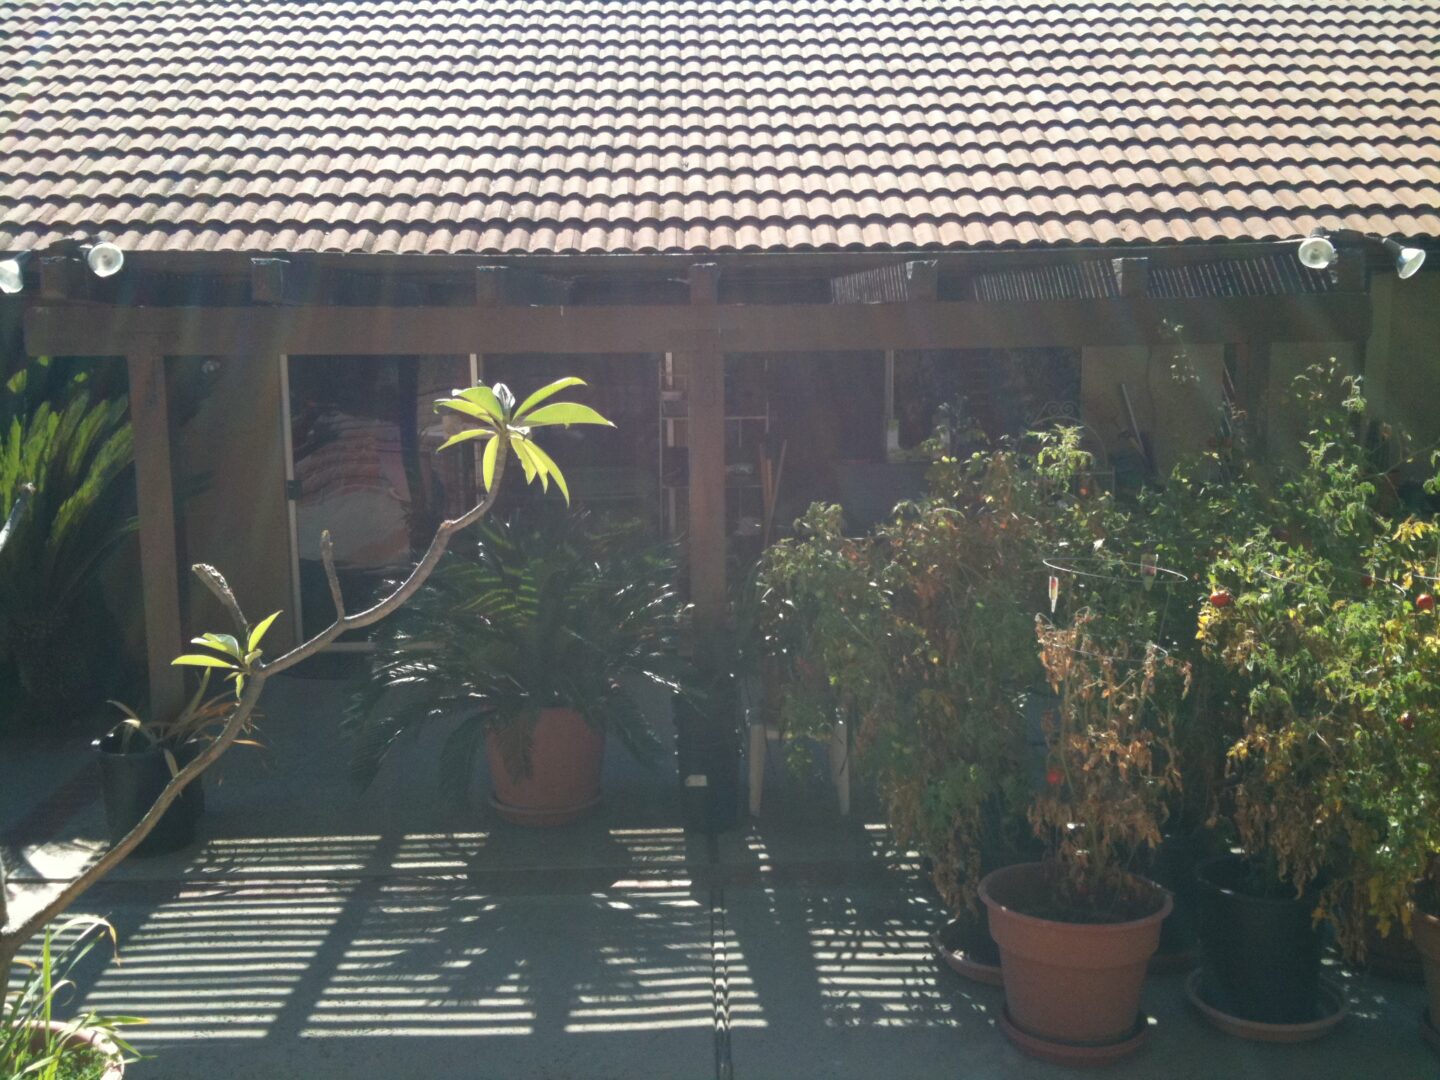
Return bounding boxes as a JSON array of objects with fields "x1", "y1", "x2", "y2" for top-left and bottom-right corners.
[{"x1": 285, "y1": 355, "x2": 471, "y2": 641}]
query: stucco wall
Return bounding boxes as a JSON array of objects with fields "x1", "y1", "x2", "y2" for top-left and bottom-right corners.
[
  {"x1": 1364, "y1": 272, "x2": 1440, "y2": 450},
  {"x1": 1080, "y1": 344, "x2": 1227, "y2": 477},
  {"x1": 1263, "y1": 341, "x2": 1362, "y2": 465}
]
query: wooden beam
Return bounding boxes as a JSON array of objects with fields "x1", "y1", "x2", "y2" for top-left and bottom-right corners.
[
  {"x1": 689, "y1": 262, "x2": 721, "y2": 306},
  {"x1": 39, "y1": 256, "x2": 85, "y2": 302},
  {"x1": 686, "y1": 264, "x2": 726, "y2": 648},
  {"x1": 25, "y1": 292, "x2": 1372, "y2": 358},
  {"x1": 1110, "y1": 257, "x2": 1150, "y2": 297},
  {"x1": 474, "y1": 266, "x2": 574, "y2": 306},
  {"x1": 249, "y1": 258, "x2": 291, "y2": 304},
  {"x1": 126, "y1": 352, "x2": 185, "y2": 722}
]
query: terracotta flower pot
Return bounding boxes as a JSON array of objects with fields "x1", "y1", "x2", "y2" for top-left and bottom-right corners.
[
  {"x1": 486, "y1": 707, "x2": 604, "y2": 826},
  {"x1": 1414, "y1": 907, "x2": 1440, "y2": 1026},
  {"x1": 980, "y1": 862, "x2": 1170, "y2": 1054}
]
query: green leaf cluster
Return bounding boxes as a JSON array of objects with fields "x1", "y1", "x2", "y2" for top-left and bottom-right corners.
[
  {"x1": 172, "y1": 609, "x2": 281, "y2": 700},
  {"x1": 754, "y1": 428, "x2": 1123, "y2": 911},
  {"x1": 433, "y1": 378, "x2": 613, "y2": 503},
  {"x1": 1198, "y1": 364, "x2": 1440, "y2": 955}
]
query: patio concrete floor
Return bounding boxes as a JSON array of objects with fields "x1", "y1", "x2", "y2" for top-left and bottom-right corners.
[{"x1": 3, "y1": 674, "x2": 1435, "y2": 1080}]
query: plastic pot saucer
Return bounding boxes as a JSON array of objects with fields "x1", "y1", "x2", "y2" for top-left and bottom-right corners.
[
  {"x1": 1185, "y1": 969, "x2": 1348, "y2": 1043},
  {"x1": 932, "y1": 929, "x2": 1003, "y2": 987},
  {"x1": 1422, "y1": 1008, "x2": 1440, "y2": 1057},
  {"x1": 998, "y1": 1007, "x2": 1148, "y2": 1067}
]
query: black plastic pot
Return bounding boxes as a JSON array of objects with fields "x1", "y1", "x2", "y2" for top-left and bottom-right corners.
[
  {"x1": 675, "y1": 689, "x2": 740, "y2": 835},
  {"x1": 942, "y1": 905, "x2": 1002, "y2": 967},
  {"x1": 1150, "y1": 829, "x2": 1219, "y2": 959},
  {"x1": 1194, "y1": 854, "x2": 1323, "y2": 1024},
  {"x1": 92, "y1": 735, "x2": 203, "y2": 856}
]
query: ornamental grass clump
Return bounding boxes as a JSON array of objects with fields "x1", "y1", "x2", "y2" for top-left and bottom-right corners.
[{"x1": 1, "y1": 918, "x2": 138, "y2": 1080}]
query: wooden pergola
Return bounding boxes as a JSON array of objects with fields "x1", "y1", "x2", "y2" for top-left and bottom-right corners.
[{"x1": 20, "y1": 243, "x2": 1372, "y2": 716}]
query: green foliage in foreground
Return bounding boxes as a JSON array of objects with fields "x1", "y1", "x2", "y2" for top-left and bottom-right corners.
[{"x1": 1, "y1": 918, "x2": 139, "y2": 1079}]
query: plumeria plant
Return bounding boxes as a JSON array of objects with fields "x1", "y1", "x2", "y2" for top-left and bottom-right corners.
[{"x1": 0, "y1": 378, "x2": 610, "y2": 992}]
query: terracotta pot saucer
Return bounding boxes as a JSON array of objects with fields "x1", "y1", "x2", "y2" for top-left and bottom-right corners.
[
  {"x1": 1185, "y1": 969, "x2": 1348, "y2": 1043},
  {"x1": 489, "y1": 791, "x2": 601, "y2": 827},
  {"x1": 1422, "y1": 1009, "x2": 1440, "y2": 1057},
  {"x1": 997, "y1": 1006, "x2": 1148, "y2": 1066},
  {"x1": 932, "y1": 930, "x2": 1004, "y2": 987}
]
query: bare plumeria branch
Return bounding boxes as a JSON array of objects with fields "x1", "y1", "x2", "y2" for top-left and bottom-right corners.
[
  {"x1": 1, "y1": 375, "x2": 612, "y2": 988},
  {"x1": 320, "y1": 530, "x2": 345, "y2": 621},
  {"x1": 194, "y1": 562, "x2": 251, "y2": 640}
]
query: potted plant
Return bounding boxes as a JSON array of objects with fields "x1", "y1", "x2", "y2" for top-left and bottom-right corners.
[
  {"x1": 349, "y1": 511, "x2": 694, "y2": 825},
  {"x1": 1195, "y1": 366, "x2": 1440, "y2": 1036},
  {"x1": 863, "y1": 432, "x2": 1106, "y2": 978},
  {"x1": 753, "y1": 427, "x2": 1140, "y2": 992},
  {"x1": 1, "y1": 917, "x2": 139, "y2": 1079},
  {"x1": 91, "y1": 668, "x2": 261, "y2": 856},
  {"x1": 980, "y1": 556, "x2": 1189, "y2": 1064}
]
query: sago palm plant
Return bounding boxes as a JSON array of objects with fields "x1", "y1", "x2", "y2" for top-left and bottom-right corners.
[
  {"x1": 0, "y1": 358, "x2": 135, "y2": 729},
  {"x1": 347, "y1": 510, "x2": 691, "y2": 798}
]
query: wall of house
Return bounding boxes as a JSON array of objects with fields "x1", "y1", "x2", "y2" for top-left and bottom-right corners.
[
  {"x1": 1363, "y1": 272, "x2": 1440, "y2": 451},
  {"x1": 1079, "y1": 344, "x2": 1228, "y2": 478},
  {"x1": 1262, "y1": 340, "x2": 1363, "y2": 465},
  {"x1": 1082, "y1": 327, "x2": 1404, "y2": 479},
  {"x1": 171, "y1": 355, "x2": 295, "y2": 652}
]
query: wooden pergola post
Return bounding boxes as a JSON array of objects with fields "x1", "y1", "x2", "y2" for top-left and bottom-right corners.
[
  {"x1": 685, "y1": 264, "x2": 726, "y2": 650},
  {"x1": 125, "y1": 351, "x2": 185, "y2": 720}
]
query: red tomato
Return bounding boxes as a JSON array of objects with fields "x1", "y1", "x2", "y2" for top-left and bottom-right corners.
[
  {"x1": 1417, "y1": 594, "x2": 1435, "y2": 612},
  {"x1": 1209, "y1": 590, "x2": 1233, "y2": 607},
  {"x1": 1399, "y1": 712, "x2": 1416, "y2": 732}
]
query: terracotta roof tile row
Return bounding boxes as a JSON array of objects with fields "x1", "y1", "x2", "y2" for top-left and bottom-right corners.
[{"x1": 1, "y1": 0, "x2": 1437, "y2": 255}]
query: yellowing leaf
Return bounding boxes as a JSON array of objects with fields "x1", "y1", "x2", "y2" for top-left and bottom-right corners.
[
  {"x1": 248, "y1": 610, "x2": 282, "y2": 652},
  {"x1": 172, "y1": 654, "x2": 238, "y2": 670},
  {"x1": 520, "y1": 402, "x2": 614, "y2": 428},
  {"x1": 481, "y1": 432, "x2": 501, "y2": 492},
  {"x1": 435, "y1": 427, "x2": 494, "y2": 453},
  {"x1": 515, "y1": 377, "x2": 587, "y2": 419}
]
